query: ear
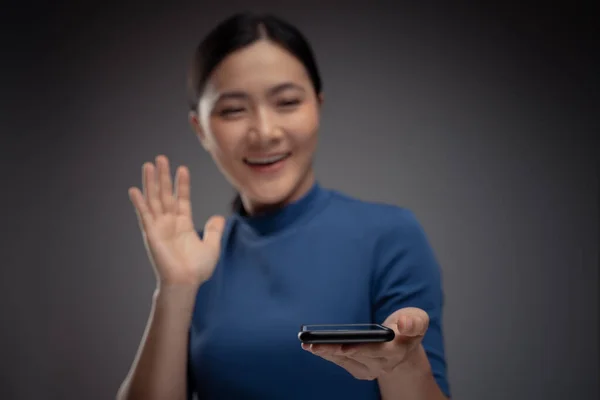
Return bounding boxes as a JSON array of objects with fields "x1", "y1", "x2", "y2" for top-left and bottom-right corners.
[
  {"x1": 317, "y1": 92, "x2": 324, "y2": 106},
  {"x1": 188, "y1": 111, "x2": 209, "y2": 150}
]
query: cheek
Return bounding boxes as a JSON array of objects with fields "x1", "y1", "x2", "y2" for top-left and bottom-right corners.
[
  {"x1": 206, "y1": 120, "x2": 247, "y2": 159},
  {"x1": 287, "y1": 107, "x2": 320, "y2": 150}
]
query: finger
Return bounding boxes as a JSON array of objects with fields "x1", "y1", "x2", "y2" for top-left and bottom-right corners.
[
  {"x1": 203, "y1": 215, "x2": 226, "y2": 251},
  {"x1": 314, "y1": 351, "x2": 373, "y2": 380},
  {"x1": 304, "y1": 345, "x2": 377, "y2": 379},
  {"x1": 307, "y1": 344, "x2": 342, "y2": 355},
  {"x1": 397, "y1": 313, "x2": 428, "y2": 338},
  {"x1": 143, "y1": 162, "x2": 163, "y2": 216},
  {"x1": 338, "y1": 342, "x2": 388, "y2": 358},
  {"x1": 156, "y1": 155, "x2": 175, "y2": 214},
  {"x1": 129, "y1": 187, "x2": 153, "y2": 232},
  {"x1": 308, "y1": 343, "x2": 372, "y2": 358},
  {"x1": 174, "y1": 165, "x2": 192, "y2": 217}
]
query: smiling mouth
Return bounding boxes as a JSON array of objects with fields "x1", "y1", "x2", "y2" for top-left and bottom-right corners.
[{"x1": 243, "y1": 153, "x2": 291, "y2": 166}]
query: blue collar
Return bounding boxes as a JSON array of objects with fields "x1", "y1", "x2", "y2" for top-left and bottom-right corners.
[{"x1": 234, "y1": 182, "x2": 328, "y2": 236}]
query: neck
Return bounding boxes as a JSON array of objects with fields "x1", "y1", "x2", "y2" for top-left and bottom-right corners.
[{"x1": 241, "y1": 169, "x2": 316, "y2": 216}]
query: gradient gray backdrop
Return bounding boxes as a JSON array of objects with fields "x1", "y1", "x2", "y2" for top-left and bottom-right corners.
[{"x1": 2, "y1": 1, "x2": 598, "y2": 399}]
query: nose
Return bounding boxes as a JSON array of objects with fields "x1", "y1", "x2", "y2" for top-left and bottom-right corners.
[{"x1": 248, "y1": 106, "x2": 282, "y2": 144}]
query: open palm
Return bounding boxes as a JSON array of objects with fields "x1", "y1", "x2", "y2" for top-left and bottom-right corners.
[{"x1": 128, "y1": 155, "x2": 225, "y2": 287}]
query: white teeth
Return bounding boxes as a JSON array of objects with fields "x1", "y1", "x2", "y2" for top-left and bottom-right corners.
[{"x1": 245, "y1": 154, "x2": 288, "y2": 165}]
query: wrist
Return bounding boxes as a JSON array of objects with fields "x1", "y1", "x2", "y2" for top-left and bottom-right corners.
[
  {"x1": 394, "y1": 344, "x2": 433, "y2": 377},
  {"x1": 379, "y1": 344, "x2": 445, "y2": 400},
  {"x1": 153, "y1": 284, "x2": 199, "y2": 313}
]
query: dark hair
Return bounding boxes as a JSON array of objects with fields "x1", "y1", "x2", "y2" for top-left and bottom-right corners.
[{"x1": 186, "y1": 12, "x2": 323, "y2": 214}]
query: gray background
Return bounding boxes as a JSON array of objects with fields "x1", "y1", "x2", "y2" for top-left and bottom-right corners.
[{"x1": 2, "y1": 1, "x2": 598, "y2": 399}]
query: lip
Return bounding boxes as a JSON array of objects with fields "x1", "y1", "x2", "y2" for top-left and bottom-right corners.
[
  {"x1": 243, "y1": 152, "x2": 291, "y2": 174},
  {"x1": 243, "y1": 152, "x2": 291, "y2": 161}
]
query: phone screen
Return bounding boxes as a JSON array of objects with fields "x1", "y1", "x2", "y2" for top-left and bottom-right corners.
[{"x1": 302, "y1": 324, "x2": 385, "y2": 332}]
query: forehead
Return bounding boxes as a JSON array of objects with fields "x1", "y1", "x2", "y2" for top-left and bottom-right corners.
[{"x1": 207, "y1": 40, "x2": 311, "y2": 92}]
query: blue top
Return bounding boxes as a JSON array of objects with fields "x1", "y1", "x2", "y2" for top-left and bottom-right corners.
[{"x1": 187, "y1": 183, "x2": 450, "y2": 399}]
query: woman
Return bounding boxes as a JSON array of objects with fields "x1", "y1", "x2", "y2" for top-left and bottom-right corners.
[{"x1": 117, "y1": 12, "x2": 451, "y2": 400}]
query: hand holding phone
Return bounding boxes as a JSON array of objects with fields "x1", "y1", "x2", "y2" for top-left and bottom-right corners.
[
  {"x1": 298, "y1": 323, "x2": 395, "y2": 344},
  {"x1": 300, "y1": 309, "x2": 431, "y2": 383}
]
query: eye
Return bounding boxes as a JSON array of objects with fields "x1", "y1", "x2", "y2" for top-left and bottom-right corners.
[
  {"x1": 218, "y1": 107, "x2": 246, "y2": 117},
  {"x1": 277, "y1": 98, "x2": 301, "y2": 108}
]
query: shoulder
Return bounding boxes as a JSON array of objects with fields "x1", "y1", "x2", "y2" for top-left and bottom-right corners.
[
  {"x1": 325, "y1": 188, "x2": 426, "y2": 239},
  {"x1": 325, "y1": 189, "x2": 437, "y2": 273}
]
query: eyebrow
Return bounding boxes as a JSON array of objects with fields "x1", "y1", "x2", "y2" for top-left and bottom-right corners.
[
  {"x1": 217, "y1": 82, "x2": 305, "y2": 101},
  {"x1": 268, "y1": 82, "x2": 305, "y2": 96}
]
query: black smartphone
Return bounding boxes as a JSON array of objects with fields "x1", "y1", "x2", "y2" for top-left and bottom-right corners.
[{"x1": 298, "y1": 324, "x2": 395, "y2": 344}]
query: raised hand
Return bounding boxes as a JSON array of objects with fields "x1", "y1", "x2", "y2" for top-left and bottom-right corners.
[{"x1": 128, "y1": 155, "x2": 226, "y2": 288}]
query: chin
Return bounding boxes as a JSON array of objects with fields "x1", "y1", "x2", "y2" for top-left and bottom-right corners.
[{"x1": 243, "y1": 177, "x2": 302, "y2": 207}]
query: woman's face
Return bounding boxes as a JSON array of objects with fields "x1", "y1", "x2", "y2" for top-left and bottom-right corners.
[{"x1": 190, "y1": 39, "x2": 322, "y2": 213}]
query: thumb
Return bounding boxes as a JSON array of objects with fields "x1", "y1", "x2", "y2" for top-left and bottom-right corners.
[
  {"x1": 202, "y1": 215, "x2": 226, "y2": 251},
  {"x1": 395, "y1": 308, "x2": 429, "y2": 338}
]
